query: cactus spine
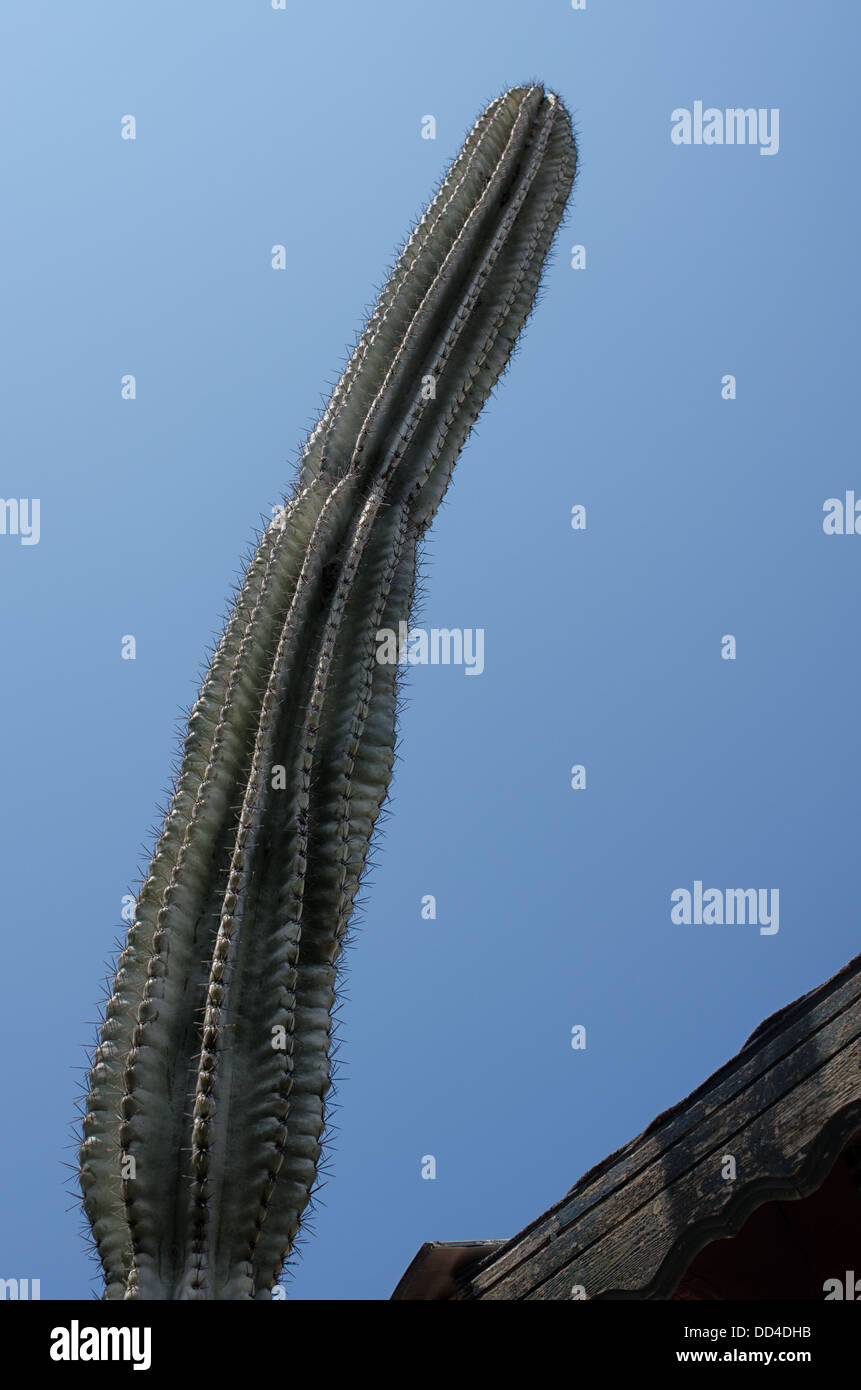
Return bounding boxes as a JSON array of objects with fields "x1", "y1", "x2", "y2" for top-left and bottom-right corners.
[{"x1": 78, "y1": 84, "x2": 577, "y2": 1299}]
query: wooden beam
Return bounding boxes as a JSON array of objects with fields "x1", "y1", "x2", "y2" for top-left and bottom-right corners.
[{"x1": 390, "y1": 952, "x2": 861, "y2": 1300}]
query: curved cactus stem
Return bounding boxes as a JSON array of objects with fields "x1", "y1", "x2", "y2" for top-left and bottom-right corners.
[{"x1": 79, "y1": 83, "x2": 577, "y2": 1299}]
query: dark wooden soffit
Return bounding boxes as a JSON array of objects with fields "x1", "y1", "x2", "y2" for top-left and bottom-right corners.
[
  {"x1": 397, "y1": 951, "x2": 861, "y2": 1300},
  {"x1": 390, "y1": 1241, "x2": 505, "y2": 1300}
]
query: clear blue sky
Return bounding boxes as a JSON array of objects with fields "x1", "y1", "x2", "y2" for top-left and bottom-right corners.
[{"x1": 1, "y1": 0, "x2": 859, "y2": 1299}]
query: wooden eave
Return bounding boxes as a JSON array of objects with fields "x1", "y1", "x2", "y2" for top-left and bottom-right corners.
[
  {"x1": 390, "y1": 1241, "x2": 505, "y2": 1300},
  {"x1": 393, "y1": 951, "x2": 861, "y2": 1300}
]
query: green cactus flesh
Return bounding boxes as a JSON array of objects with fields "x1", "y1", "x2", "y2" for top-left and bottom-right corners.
[{"x1": 78, "y1": 84, "x2": 577, "y2": 1300}]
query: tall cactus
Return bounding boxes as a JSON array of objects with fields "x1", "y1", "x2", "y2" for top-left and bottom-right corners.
[{"x1": 78, "y1": 84, "x2": 577, "y2": 1300}]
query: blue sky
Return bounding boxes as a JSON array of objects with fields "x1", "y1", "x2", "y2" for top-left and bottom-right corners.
[{"x1": 1, "y1": 0, "x2": 859, "y2": 1299}]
